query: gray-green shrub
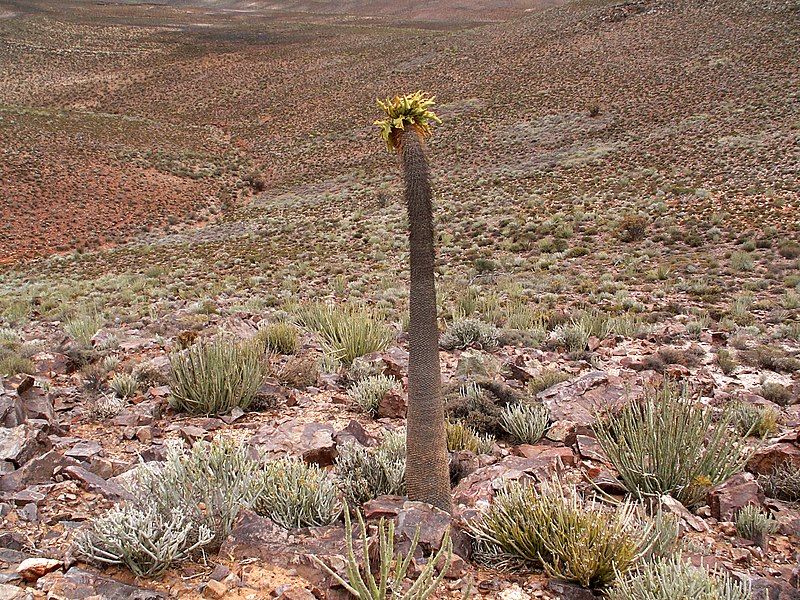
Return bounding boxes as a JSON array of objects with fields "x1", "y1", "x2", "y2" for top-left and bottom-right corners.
[
  {"x1": 500, "y1": 402, "x2": 548, "y2": 444},
  {"x1": 608, "y1": 555, "x2": 751, "y2": 600},
  {"x1": 594, "y1": 384, "x2": 752, "y2": 506},
  {"x1": 336, "y1": 432, "x2": 406, "y2": 505},
  {"x1": 469, "y1": 478, "x2": 647, "y2": 588},
  {"x1": 169, "y1": 337, "x2": 267, "y2": 415},
  {"x1": 255, "y1": 457, "x2": 341, "y2": 529},
  {"x1": 349, "y1": 374, "x2": 402, "y2": 416}
]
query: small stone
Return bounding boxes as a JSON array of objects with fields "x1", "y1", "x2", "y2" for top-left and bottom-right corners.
[
  {"x1": 203, "y1": 579, "x2": 228, "y2": 599},
  {"x1": 0, "y1": 583, "x2": 26, "y2": 600},
  {"x1": 16, "y1": 557, "x2": 61, "y2": 582}
]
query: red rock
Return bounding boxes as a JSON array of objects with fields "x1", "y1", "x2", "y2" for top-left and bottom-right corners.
[
  {"x1": 708, "y1": 473, "x2": 764, "y2": 521},
  {"x1": 747, "y1": 442, "x2": 800, "y2": 476},
  {"x1": 576, "y1": 434, "x2": 607, "y2": 462},
  {"x1": 202, "y1": 580, "x2": 228, "y2": 599},
  {"x1": 16, "y1": 557, "x2": 61, "y2": 582},
  {"x1": 376, "y1": 388, "x2": 406, "y2": 419}
]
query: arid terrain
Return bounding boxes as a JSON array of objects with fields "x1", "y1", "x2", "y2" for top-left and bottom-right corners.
[{"x1": 0, "y1": 0, "x2": 799, "y2": 598}]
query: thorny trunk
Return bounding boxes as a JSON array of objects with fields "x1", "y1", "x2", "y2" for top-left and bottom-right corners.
[{"x1": 399, "y1": 128, "x2": 452, "y2": 513}]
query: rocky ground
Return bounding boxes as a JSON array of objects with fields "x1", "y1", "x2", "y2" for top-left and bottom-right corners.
[{"x1": 0, "y1": 0, "x2": 799, "y2": 597}]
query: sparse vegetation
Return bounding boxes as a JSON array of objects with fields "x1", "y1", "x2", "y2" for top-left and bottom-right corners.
[
  {"x1": 109, "y1": 372, "x2": 138, "y2": 399},
  {"x1": 446, "y1": 420, "x2": 495, "y2": 454},
  {"x1": 257, "y1": 321, "x2": 300, "y2": 355},
  {"x1": 728, "y1": 400, "x2": 779, "y2": 437},
  {"x1": 336, "y1": 433, "x2": 406, "y2": 505},
  {"x1": 735, "y1": 504, "x2": 778, "y2": 540},
  {"x1": 760, "y1": 461, "x2": 800, "y2": 501},
  {"x1": 440, "y1": 318, "x2": 499, "y2": 350},
  {"x1": 255, "y1": 458, "x2": 341, "y2": 529},
  {"x1": 312, "y1": 509, "x2": 451, "y2": 600},
  {"x1": 297, "y1": 303, "x2": 394, "y2": 364}
]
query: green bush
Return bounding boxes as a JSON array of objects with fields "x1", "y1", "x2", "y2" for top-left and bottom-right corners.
[
  {"x1": 256, "y1": 322, "x2": 300, "y2": 354},
  {"x1": 440, "y1": 318, "x2": 499, "y2": 350},
  {"x1": 312, "y1": 509, "x2": 451, "y2": 600},
  {"x1": 109, "y1": 372, "x2": 138, "y2": 399},
  {"x1": 446, "y1": 420, "x2": 494, "y2": 454},
  {"x1": 608, "y1": 555, "x2": 751, "y2": 600},
  {"x1": 735, "y1": 505, "x2": 778, "y2": 540},
  {"x1": 469, "y1": 478, "x2": 646, "y2": 588},
  {"x1": 255, "y1": 457, "x2": 341, "y2": 529},
  {"x1": 296, "y1": 303, "x2": 394, "y2": 364},
  {"x1": 64, "y1": 313, "x2": 104, "y2": 348},
  {"x1": 349, "y1": 374, "x2": 402, "y2": 416},
  {"x1": 500, "y1": 402, "x2": 548, "y2": 444},
  {"x1": 336, "y1": 433, "x2": 406, "y2": 505},
  {"x1": 169, "y1": 337, "x2": 267, "y2": 415},
  {"x1": 594, "y1": 384, "x2": 751, "y2": 507}
]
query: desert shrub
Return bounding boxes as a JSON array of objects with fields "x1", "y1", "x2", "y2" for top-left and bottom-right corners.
[
  {"x1": 256, "y1": 322, "x2": 299, "y2": 354},
  {"x1": 728, "y1": 401, "x2": 779, "y2": 437},
  {"x1": 64, "y1": 313, "x2": 103, "y2": 347},
  {"x1": 349, "y1": 374, "x2": 402, "y2": 416},
  {"x1": 594, "y1": 384, "x2": 751, "y2": 506},
  {"x1": 469, "y1": 478, "x2": 646, "y2": 588},
  {"x1": 608, "y1": 555, "x2": 751, "y2": 600},
  {"x1": 109, "y1": 372, "x2": 138, "y2": 399},
  {"x1": 255, "y1": 458, "x2": 341, "y2": 529},
  {"x1": 656, "y1": 345, "x2": 704, "y2": 367},
  {"x1": 277, "y1": 354, "x2": 319, "y2": 389},
  {"x1": 169, "y1": 337, "x2": 267, "y2": 415},
  {"x1": 312, "y1": 509, "x2": 451, "y2": 600},
  {"x1": 296, "y1": 303, "x2": 394, "y2": 364},
  {"x1": 759, "y1": 461, "x2": 800, "y2": 501},
  {"x1": 347, "y1": 355, "x2": 385, "y2": 382},
  {"x1": 641, "y1": 511, "x2": 679, "y2": 561},
  {"x1": 500, "y1": 402, "x2": 548, "y2": 444},
  {"x1": 778, "y1": 240, "x2": 800, "y2": 259},
  {"x1": 553, "y1": 321, "x2": 591, "y2": 352},
  {"x1": 729, "y1": 251, "x2": 754, "y2": 271},
  {"x1": 735, "y1": 505, "x2": 778, "y2": 540},
  {"x1": 504, "y1": 304, "x2": 546, "y2": 331},
  {"x1": 130, "y1": 437, "x2": 264, "y2": 547},
  {"x1": 528, "y1": 369, "x2": 571, "y2": 395},
  {"x1": 336, "y1": 432, "x2": 406, "y2": 505},
  {"x1": 75, "y1": 504, "x2": 213, "y2": 578},
  {"x1": 743, "y1": 345, "x2": 800, "y2": 373},
  {"x1": 717, "y1": 349, "x2": 738, "y2": 375},
  {"x1": 0, "y1": 352, "x2": 34, "y2": 377},
  {"x1": 444, "y1": 381, "x2": 507, "y2": 436},
  {"x1": 618, "y1": 214, "x2": 648, "y2": 242},
  {"x1": 446, "y1": 420, "x2": 494, "y2": 454},
  {"x1": 759, "y1": 382, "x2": 793, "y2": 406},
  {"x1": 498, "y1": 327, "x2": 547, "y2": 348},
  {"x1": 88, "y1": 394, "x2": 126, "y2": 419},
  {"x1": 440, "y1": 318, "x2": 499, "y2": 350}
]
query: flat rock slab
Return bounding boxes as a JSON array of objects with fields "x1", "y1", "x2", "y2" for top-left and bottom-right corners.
[
  {"x1": 40, "y1": 567, "x2": 166, "y2": 600},
  {"x1": 537, "y1": 370, "x2": 640, "y2": 426},
  {"x1": 250, "y1": 420, "x2": 337, "y2": 466}
]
